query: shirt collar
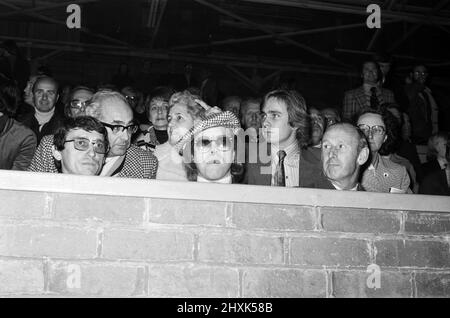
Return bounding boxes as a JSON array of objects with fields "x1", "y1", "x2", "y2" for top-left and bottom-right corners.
[{"x1": 271, "y1": 132, "x2": 299, "y2": 158}]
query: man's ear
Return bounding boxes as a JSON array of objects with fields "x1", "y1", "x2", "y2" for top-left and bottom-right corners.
[
  {"x1": 383, "y1": 134, "x2": 388, "y2": 143},
  {"x1": 52, "y1": 145, "x2": 62, "y2": 161},
  {"x1": 55, "y1": 94, "x2": 60, "y2": 103},
  {"x1": 357, "y1": 147, "x2": 370, "y2": 166}
]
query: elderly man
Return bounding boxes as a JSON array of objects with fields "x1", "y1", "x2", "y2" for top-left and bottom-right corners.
[
  {"x1": 85, "y1": 90, "x2": 157, "y2": 178},
  {"x1": 29, "y1": 90, "x2": 158, "y2": 178},
  {"x1": 304, "y1": 123, "x2": 369, "y2": 190},
  {"x1": 343, "y1": 60, "x2": 395, "y2": 123},
  {"x1": 246, "y1": 89, "x2": 316, "y2": 187},
  {"x1": 28, "y1": 116, "x2": 107, "y2": 175},
  {"x1": 419, "y1": 132, "x2": 450, "y2": 196},
  {"x1": 18, "y1": 76, "x2": 64, "y2": 142}
]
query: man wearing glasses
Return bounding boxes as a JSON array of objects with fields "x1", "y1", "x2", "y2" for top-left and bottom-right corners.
[
  {"x1": 404, "y1": 64, "x2": 440, "y2": 144},
  {"x1": 52, "y1": 116, "x2": 108, "y2": 175},
  {"x1": 64, "y1": 86, "x2": 94, "y2": 119},
  {"x1": 85, "y1": 90, "x2": 158, "y2": 178},
  {"x1": 29, "y1": 90, "x2": 158, "y2": 178},
  {"x1": 29, "y1": 116, "x2": 107, "y2": 175}
]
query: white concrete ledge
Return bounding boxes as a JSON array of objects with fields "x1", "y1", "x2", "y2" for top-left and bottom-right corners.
[{"x1": 0, "y1": 170, "x2": 449, "y2": 213}]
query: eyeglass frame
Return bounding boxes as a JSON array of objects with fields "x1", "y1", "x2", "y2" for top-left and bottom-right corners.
[
  {"x1": 194, "y1": 135, "x2": 235, "y2": 153},
  {"x1": 101, "y1": 121, "x2": 138, "y2": 135},
  {"x1": 70, "y1": 99, "x2": 90, "y2": 110},
  {"x1": 357, "y1": 124, "x2": 386, "y2": 136},
  {"x1": 64, "y1": 137, "x2": 109, "y2": 154}
]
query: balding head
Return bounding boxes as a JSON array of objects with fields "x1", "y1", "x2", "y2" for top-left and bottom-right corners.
[
  {"x1": 85, "y1": 90, "x2": 135, "y2": 157},
  {"x1": 321, "y1": 123, "x2": 369, "y2": 190}
]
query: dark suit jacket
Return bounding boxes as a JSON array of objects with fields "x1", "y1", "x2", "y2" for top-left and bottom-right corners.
[
  {"x1": 419, "y1": 169, "x2": 450, "y2": 196},
  {"x1": 343, "y1": 86, "x2": 395, "y2": 122},
  {"x1": 245, "y1": 146, "x2": 322, "y2": 186},
  {"x1": 17, "y1": 107, "x2": 64, "y2": 144},
  {"x1": 404, "y1": 83, "x2": 436, "y2": 144},
  {"x1": 301, "y1": 167, "x2": 365, "y2": 191},
  {"x1": 421, "y1": 159, "x2": 441, "y2": 180}
]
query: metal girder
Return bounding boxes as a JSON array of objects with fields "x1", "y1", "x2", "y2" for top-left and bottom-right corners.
[
  {"x1": 335, "y1": 48, "x2": 449, "y2": 64},
  {"x1": 226, "y1": 65, "x2": 259, "y2": 94},
  {"x1": 192, "y1": 0, "x2": 350, "y2": 68},
  {"x1": 242, "y1": 0, "x2": 450, "y2": 26},
  {"x1": 0, "y1": 0, "x2": 130, "y2": 46},
  {"x1": 0, "y1": 0, "x2": 99, "y2": 18},
  {"x1": 0, "y1": 35, "x2": 359, "y2": 77},
  {"x1": 366, "y1": 0, "x2": 397, "y2": 51},
  {"x1": 388, "y1": 0, "x2": 450, "y2": 52},
  {"x1": 171, "y1": 20, "x2": 400, "y2": 51},
  {"x1": 150, "y1": 0, "x2": 167, "y2": 48}
]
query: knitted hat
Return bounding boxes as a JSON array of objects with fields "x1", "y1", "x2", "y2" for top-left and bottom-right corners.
[{"x1": 174, "y1": 111, "x2": 241, "y2": 154}]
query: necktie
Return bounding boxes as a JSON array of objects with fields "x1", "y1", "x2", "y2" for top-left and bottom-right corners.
[
  {"x1": 421, "y1": 89, "x2": 432, "y2": 130},
  {"x1": 274, "y1": 150, "x2": 286, "y2": 186},
  {"x1": 370, "y1": 87, "x2": 379, "y2": 110},
  {"x1": 444, "y1": 164, "x2": 450, "y2": 188}
]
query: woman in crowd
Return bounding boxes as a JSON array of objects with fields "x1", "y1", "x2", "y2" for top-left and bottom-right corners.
[
  {"x1": 357, "y1": 109, "x2": 411, "y2": 193},
  {"x1": 134, "y1": 86, "x2": 174, "y2": 151},
  {"x1": 182, "y1": 111, "x2": 242, "y2": 183},
  {"x1": 153, "y1": 90, "x2": 208, "y2": 181}
]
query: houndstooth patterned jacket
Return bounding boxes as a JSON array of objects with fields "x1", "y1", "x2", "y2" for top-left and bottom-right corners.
[{"x1": 28, "y1": 135, "x2": 158, "y2": 179}]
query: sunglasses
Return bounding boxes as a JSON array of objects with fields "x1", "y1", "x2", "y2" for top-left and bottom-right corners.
[
  {"x1": 195, "y1": 136, "x2": 234, "y2": 153},
  {"x1": 358, "y1": 124, "x2": 386, "y2": 136},
  {"x1": 101, "y1": 121, "x2": 138, "y2": 135},
  {"x1": 64, "y1": 137, "x2": 108, "y2": 154}
]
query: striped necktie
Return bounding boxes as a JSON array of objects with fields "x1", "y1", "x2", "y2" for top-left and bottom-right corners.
[{"x1": 274, "y1": 150, "x2": 286, "y2": 187}]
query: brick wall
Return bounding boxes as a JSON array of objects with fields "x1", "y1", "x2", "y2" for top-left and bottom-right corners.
[{"x1": 0, "y1": 171, "x2": 449, "y2": 297}]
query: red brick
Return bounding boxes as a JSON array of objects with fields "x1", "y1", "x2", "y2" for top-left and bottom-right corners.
[
  {"x1": 415, "y1": 272, "x2": 450, "y2": 297},
  {"x1": 375, "y1": 240, "x2": 450, "y2": 268},
  {"x1": 242, "y1": 269, "x2": 326, "y2": 297},
  {"x1": 102, "y1": 229, "x2": 194, "y2": 261},
  {"x1": 147, "y1": 264, "x2": 239, "y2": 297},
  {"x1": 198, "y1": 233, "x2": 283, "y2": 265},
  {"x1": 290, "y1": 237, "x2": 370, "y2": 266},
  {"x1": 232, "y1": 203, "x2": 315, "y2": 231},
  {"x1": 0, "y1": 190, "x2": 48, "y2": 219},
  {"x1": 405, "y1": 213, "x2": 450, "y2": 234},
  {"x1": 0, "y1": 224, "x2": 97, "y2": 258},
  {"x1": 0, "y1": 259, "x2": 44, "y2": 294},
  {"x1": 332, "y1": 270, "x2": 412, "y2": 298},
  {"x1": 47, "y1": 261, "x2": 146, "y2": 296},
  {"x1": 321, "y1": 207, "x2": 401, "y2": 234},
  {"x1": 148, "y1": 198, "x2": 226, "y2": 226},
  {"x1": 53, "y1": 193, "x2": 144, "y2": 224}
]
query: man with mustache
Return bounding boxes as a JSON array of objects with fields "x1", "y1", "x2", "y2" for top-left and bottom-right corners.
[
  {"x1": 305, "y1": 123, "x2": 369, "y2": 190},
  {"x1": 18, "y1": 76, "x2": 64, "y2": 143}
]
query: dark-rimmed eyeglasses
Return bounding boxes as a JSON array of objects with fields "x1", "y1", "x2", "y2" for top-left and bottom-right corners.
[
  {"x1": 358, "y1": 124, "x2": 386, "y2": 136},
  {"x1": 64, "y1": 137, "x2": 108, "y2": 154},
  {"x1": 194, "y1": 136, "x2": 234, "y2": 153},
  {"x1": 101, "y1": 121, "x2": 138, "y2": 135}
]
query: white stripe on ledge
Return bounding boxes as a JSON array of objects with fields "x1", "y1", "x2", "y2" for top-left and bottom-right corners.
[{"x1": 0, "y1": 170, "x2": 449, "y2": 213}]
